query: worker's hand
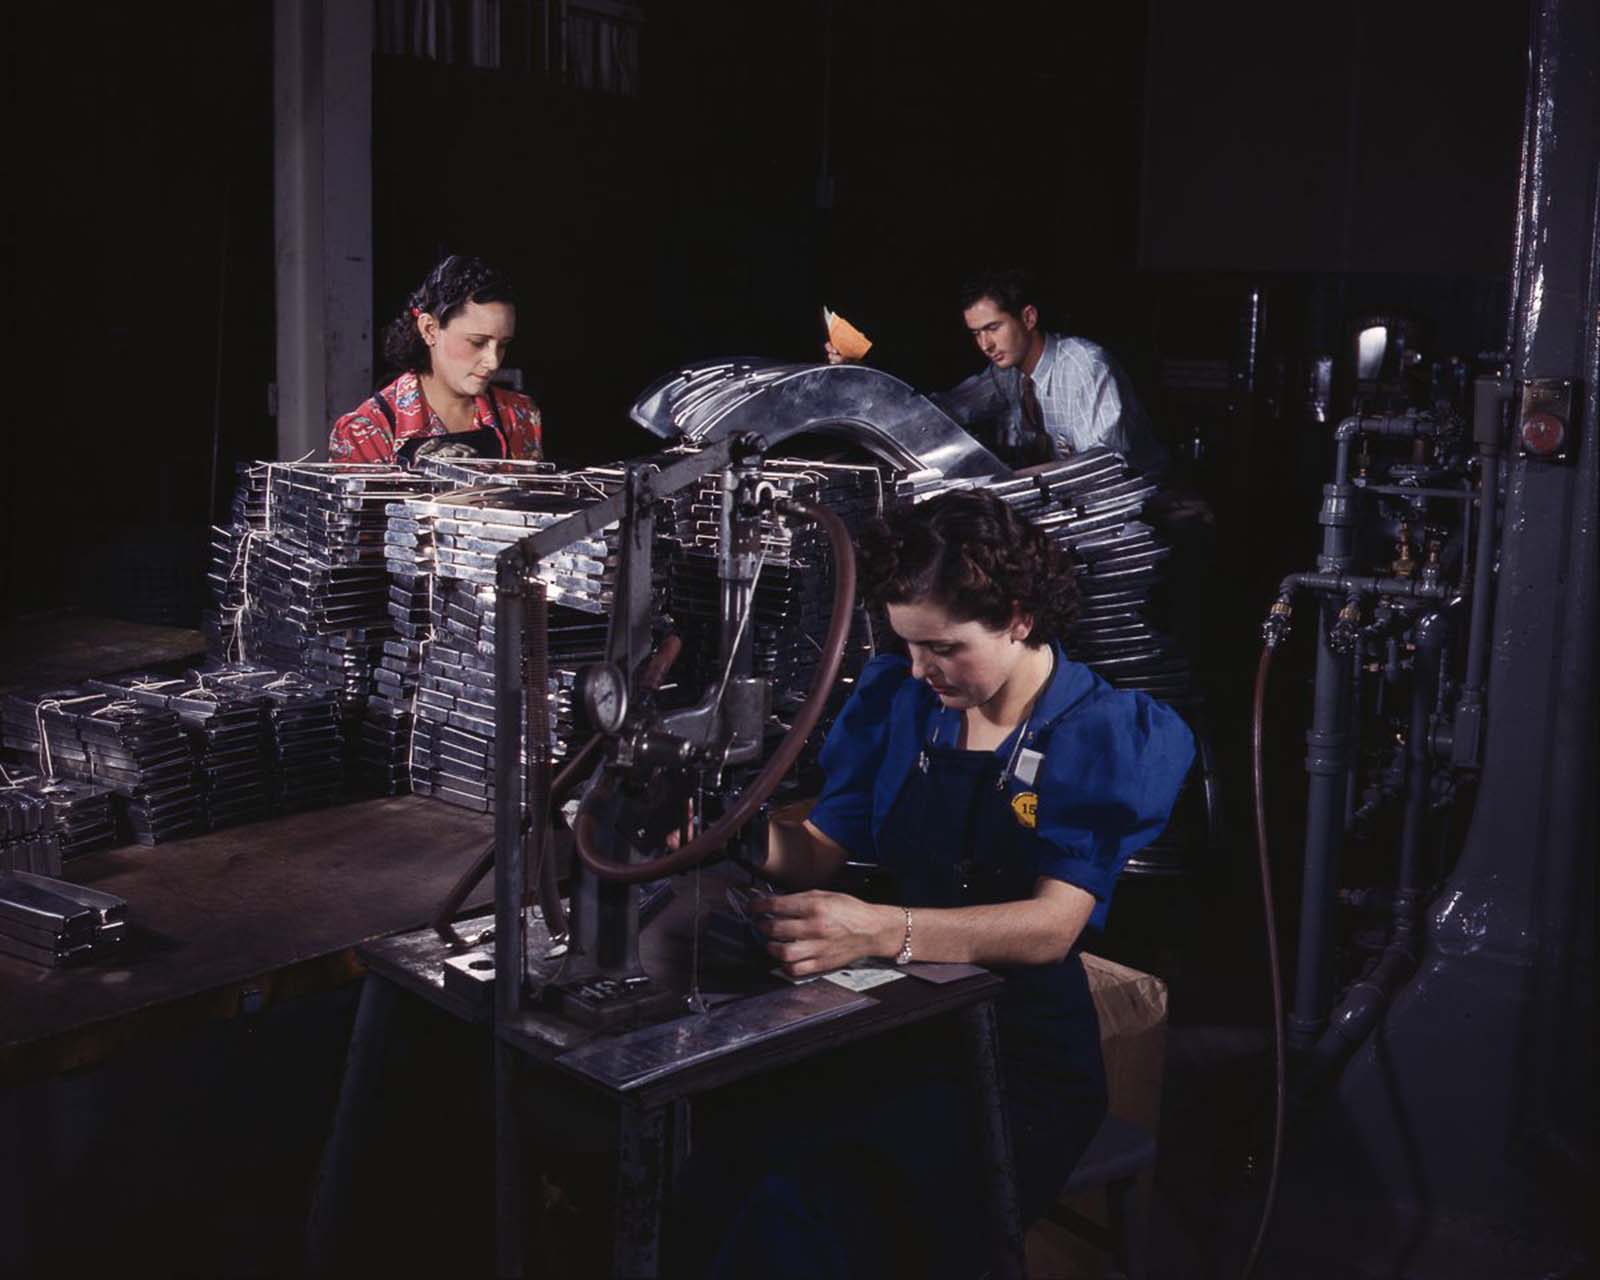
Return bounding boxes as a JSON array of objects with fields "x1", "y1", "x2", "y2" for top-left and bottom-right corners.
[
  {"x1": 752, "y1": 890, "x2": 902, "y2": 977},
  {"x1": 662, "y1": 798, "x2": 694, "y2": 849},
  {"x1": 823, "y1": 341, "x2": 858, "y2": 366}
]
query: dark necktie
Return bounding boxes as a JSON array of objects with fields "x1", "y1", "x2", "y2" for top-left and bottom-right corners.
[
  {"x1": 1020, "y1": 374, "x2": 1055, "y2": 463},
  {"x1": 1021, "y1": 373, "x2": 1043, "y2": 432}
]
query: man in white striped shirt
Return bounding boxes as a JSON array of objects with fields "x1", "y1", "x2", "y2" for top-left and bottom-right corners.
[{"x1": 932, "y1": 269, "x2": 1169, "y2": 474}]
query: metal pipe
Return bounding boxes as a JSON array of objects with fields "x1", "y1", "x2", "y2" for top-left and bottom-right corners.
[
  {"x1": 493, "y1": 557, "x2": 527, "y2": 1023},
  {"x1": 1343, "y1": 642, "x2": 1363, "y2": 833},
  {"x1": 1288, "y1": 602, "x2": 1354, "y2": 1049},
  {"x1": 523, "y1": 581, "x2": 555, "y2": 950},
  {"x1": 1332, "y1": 412, "x2": 1443, "y2": 487},
  {"x1": 1305, "y1": 936, "x2": 1420, "y2": 1084},
  {"x1": 1397, "y1": 612, "x2": 1446, "y2": 926},
  {"x1": 1288, "y1": 433, "x2": 1364, "y2": 1048},
  {"x1": 1279, "y1": 570, "x2": 1452, "y2": 603}
]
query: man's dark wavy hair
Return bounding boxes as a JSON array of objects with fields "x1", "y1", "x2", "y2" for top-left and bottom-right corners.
[
  {"x1": 857, "y1": 490, "x2": 1079, "y2": 646},
  {"x1": 381, "y1": 254, "x2": 517, "y2": 374},
  {"x1": 957, "y1": 267, "x2": 1038, "y2": 320}
]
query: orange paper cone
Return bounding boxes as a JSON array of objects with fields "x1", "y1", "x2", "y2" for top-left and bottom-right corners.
[{"x1": 826, "y1": 309, "x2": 873, "y2": 360}]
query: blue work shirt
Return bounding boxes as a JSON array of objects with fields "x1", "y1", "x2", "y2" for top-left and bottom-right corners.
[{"x1": 808, "y1": 644, "x2": 1195, "y2": 929}]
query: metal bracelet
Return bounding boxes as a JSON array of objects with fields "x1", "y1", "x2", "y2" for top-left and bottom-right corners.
[{"x1": 895, "y1": 906, "x2": 914, "y2": 965}]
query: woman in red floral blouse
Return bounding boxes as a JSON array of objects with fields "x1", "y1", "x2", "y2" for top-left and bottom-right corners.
[{"x1": 328, "y1": 254, "x2": 544, "y2": 466}]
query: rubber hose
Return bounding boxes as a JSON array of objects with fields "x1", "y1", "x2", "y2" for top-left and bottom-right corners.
[
  {"x1": 1242, "y1": 643, "x2": 1287, "y2": 1278},
  {"x1": 576, "y1": 498, "x2": 857, "y2": 883},
  {"x1": 429, "y1": 633, "x2": 684, "y2": 946}
]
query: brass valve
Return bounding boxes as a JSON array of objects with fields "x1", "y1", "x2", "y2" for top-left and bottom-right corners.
[
  {"x1": 1392, "y1": 521, "x2": 1416, "y2": 579},
  {"x1": 1329, "y1": 597, "x2": 1363, "y2": 655}
]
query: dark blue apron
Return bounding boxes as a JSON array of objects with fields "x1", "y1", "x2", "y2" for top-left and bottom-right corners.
[
  {"x1": 874, "y1": 720, "x2": 1109, "y2": 1228},
  {"x1": 672, "y1": 711, "x2": 1110, "y2": 1279}
]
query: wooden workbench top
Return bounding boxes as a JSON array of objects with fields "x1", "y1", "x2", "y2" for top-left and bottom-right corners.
[{"x1": 0, "y1": 795, "x2": 492, "y2": 1080}]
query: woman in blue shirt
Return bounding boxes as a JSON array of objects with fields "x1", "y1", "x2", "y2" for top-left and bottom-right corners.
[{"x1": 676, "y1": 489, "x2": 1193, "y2": 1278}]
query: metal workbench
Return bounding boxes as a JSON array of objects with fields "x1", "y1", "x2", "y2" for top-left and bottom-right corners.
[{"x1": 312, "y1": 865, "x2": 1023, "y2": 1279}]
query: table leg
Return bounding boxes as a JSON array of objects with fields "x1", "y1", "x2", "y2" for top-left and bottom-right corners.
[
  {"x1": 960, "y1": 998, "x2": 1024, "y2": 1280},
  {"x1": 305, "y1": 974, "x2": 403, "y2": 1276},
  {"x1": 496, "y1": 1039, "x2": 526, "y2": 1277},
  {"x1": 613, "y1": 1101, "x2": 677, "y2": 1278}
]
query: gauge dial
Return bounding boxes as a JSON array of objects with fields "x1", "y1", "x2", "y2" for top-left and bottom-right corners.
[{"x1": 578, "y1": 662, "x2": 629, "y2": 734}]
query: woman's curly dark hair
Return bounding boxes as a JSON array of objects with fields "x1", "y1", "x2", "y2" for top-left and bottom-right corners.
[
  {"x1": 381, "y1": 253, "x2": 517, "y2": 375},
  {"x1": 857, "y1": 489, "x2": 1079, "y2": 646}
]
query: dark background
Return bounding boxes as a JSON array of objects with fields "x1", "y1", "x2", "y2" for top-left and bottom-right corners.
[{"x1": 3, "y1": 0, "x2": 1525, "y2": 628}]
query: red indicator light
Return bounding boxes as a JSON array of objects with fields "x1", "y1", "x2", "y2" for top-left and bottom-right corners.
[{"x1": 1520, "y1": 411, "x2": 1566, "y2": 455}]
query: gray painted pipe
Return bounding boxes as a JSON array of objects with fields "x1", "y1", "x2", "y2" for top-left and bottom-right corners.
[
  {"x1": 1289, "y1": 608, "x2": 1354, "y2": 1049},
  {"x1": 1397, "y1": 612, "x2": 1446, "y2": 926}
]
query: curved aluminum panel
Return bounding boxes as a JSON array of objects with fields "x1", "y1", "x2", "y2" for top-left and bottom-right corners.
[{"x1": 629, "y1": 359, "x2": 1012, "y2": 481}]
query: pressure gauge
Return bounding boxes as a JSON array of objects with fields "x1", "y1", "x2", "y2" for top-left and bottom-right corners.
[{"x1": 577, "y1": 662, "x2": 629, "y2": 734}]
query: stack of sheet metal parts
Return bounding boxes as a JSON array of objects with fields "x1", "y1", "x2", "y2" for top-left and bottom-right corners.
[
  {"x1": 899, "y1": 449, "x2": 1189, "y2": 702},
  {"x1": 32, "y1": 777, "x2": 115, "y2": 862},
  {"x1": 90, "y1": 674, "x2": 272, "y2": 831},
  {"x1": 992, "y1": 451, "x2": 1186, "y2": 701},
  {"x1": 208, "y1": 462, "x2": 455, "y2": 800},
  {"x1": 2, "y1": 774, "x2": 118, "y2": 874},
  {"x1": 0, "y1": 781, "x2": 58, "y2": 875},
  {"x1": 187, "y1": 665, "x2": 347, "y2": 813},
  {"x1": 247, "y1": 464, "x2": 445, "y2": 712},
  {"x1": 359, "y1": 630, "x2": 429, "y2": 797},
  {"x1": 0, "y1": 870, "x2": 127, "y2": 968},
  {"x1": 205, "y1": 461, "x2": 272, "y2": 660},
  {"x1": 0, "y1": 691, "x2": 198, "y2": 845},
  {"x1": 380, "y1": 472, "x2": 623, "y2": 811},
  {"x1": 666, "y1": 461, "x2": 882, "y2": 704}
]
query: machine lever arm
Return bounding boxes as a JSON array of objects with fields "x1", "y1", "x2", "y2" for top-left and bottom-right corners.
[{"x1": 575, "y1": 499, "x2": 857, "y2": 883}]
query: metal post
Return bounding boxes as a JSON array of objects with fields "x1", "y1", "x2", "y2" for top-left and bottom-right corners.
[
  {"x1": 613, "y1": 1104, "x2": 672, "y2": 1278},
  {"x1": 493, "y1": 551, "x2": 527, "y2": 1277},
  {"x1": 1289, "y1": 609, "x2": 1353, "y2": 1047},
  {"x1": 495, "y1": 1040, "x2": 525, "y2": 1277},
  {"x1": 493, "y1": 554, "x2": 527, "y2": 1021},
  {"x1": 272, "y1": 0, "x2": 373, "y2": 460},
  {"x1": 1397, "y1": 613, "x2": 1445, "y2": 919}
]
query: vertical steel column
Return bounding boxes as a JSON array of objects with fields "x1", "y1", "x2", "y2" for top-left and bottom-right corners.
[
  {"x1": 1289, "y1": 610, "x2": 1354, "y2": 1047},
  {"x1": 1396, "y1": 613, "x2": 1446, "y2": 920},
  {"x1": 1289, "y1": 464, "x2": 1359, "y2": 1047},
  {"x1": 494, "y1": 551, "x2": 527, "y2": 1276}
]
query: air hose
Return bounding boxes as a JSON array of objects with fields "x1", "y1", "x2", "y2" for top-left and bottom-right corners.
[{"x1": 1242, "y1": 602, "x2": 1290, "y2": 1278}]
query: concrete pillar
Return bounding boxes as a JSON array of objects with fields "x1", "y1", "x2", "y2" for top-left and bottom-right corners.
[{"x1": 273, "y1": 0, "x2": 373, "y2": 461}]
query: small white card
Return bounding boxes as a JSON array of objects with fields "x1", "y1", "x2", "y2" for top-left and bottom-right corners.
[
  {"x1": 771, "y1": 963, "x2": 907, "y2": 992},
  {"x1": 824, "y1": 966, "x2": 907, "y2": 992}
]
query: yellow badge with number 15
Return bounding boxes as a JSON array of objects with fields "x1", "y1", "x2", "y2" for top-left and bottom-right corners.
[{"x1": 1010, "y1": 791, "x2": 1039, "y2": 829}]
